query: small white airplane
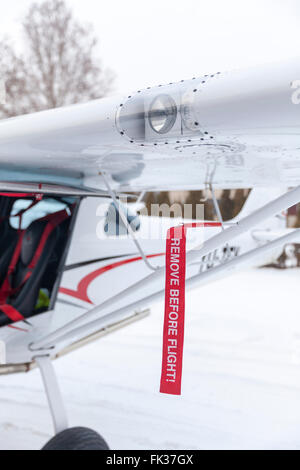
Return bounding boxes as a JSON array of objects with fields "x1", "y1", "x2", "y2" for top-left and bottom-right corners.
[{"x1": 1, "y1": 58, "x2": 300, "y2": 449}]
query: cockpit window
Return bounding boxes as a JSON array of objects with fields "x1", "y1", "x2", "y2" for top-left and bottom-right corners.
[{"x1": 10, "y1": 198, "x2": 70, "y2": 230}]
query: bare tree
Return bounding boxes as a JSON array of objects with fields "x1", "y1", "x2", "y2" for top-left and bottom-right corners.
[
  {"x1": 0, "y1": 0, "x2": 114, "y2": 118},
  {"x1": 0, "y1": 40, "x2": 30, "y2": 117}
]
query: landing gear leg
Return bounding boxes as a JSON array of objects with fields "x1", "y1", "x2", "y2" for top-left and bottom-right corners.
[
  {"x1": 35, "y1": 355, "x2": 68, "y2": 435},
  {"x1": 35, "y1": 355, "x2": 109, "y2": 450}
]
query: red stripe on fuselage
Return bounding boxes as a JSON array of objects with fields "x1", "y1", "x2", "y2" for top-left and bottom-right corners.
[
  {"x1": 8, "y1": 325, "x2": 29, "y2": 333},
  {"x1": 59, "y1": 253, "x2": 164, "y2": 304}
]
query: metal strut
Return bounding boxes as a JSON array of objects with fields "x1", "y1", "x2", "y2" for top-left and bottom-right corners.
[
  {"x1": 208, "y1": 184, "x2": 236, "y2": 266},
  {"x1": 30, "y1": 227, "x2": 300, "y2": 351},
  {"x1": 209, "y1": 184, "x2": 225, "y2": 229},
  {"x1": 31, "y1": 185, "x2": 300, "y2": 352},
  {"x1": 101, "y1": 173, "x2": 158, "y2": 272},
  {"x1": 35, "y1": 356, "x2": 68, "y2": 435}
]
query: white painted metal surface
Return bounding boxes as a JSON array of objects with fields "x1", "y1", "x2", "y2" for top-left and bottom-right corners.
[
  {"x1": 0, "y1": 187, "x2": 297, "y2": 364},
  {"x1": 32, "y1": 186, "x2": 300, "y2": 352},
  {"x1": 1, "y1": 58, "x2": 300, "y2": 368},
  {"x1": 0, "y1": 60, "x2": 299, "y2": 191},
  {"x1": 31, "y1": 228, "x2": 300, "y2": 351},
  {"x1": 0, "y1": 341, "x2": 6, "y2": 365}
]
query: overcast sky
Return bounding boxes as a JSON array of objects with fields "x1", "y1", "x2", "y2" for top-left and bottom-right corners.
[{"x1": 1, "y1": 0, "x2": 300, "y2": 94}]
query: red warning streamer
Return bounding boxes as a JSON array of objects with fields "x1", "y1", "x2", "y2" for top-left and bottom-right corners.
[{"x1": 160, "y1": 222, "x2": 222, "y2": 396}]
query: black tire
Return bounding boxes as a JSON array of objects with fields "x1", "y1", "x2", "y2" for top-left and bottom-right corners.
[{"x1": 42, "y1": 427, "x2": 109, "y2": 451}]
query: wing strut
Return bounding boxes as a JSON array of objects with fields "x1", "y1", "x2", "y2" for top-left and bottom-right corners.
[
  {"x1": 30, "y1": 185, "x2": 300, "y2": 352},
  {"x1": 209, "y1": 183, "x2": 225, "y2": 229},
  {"x1": 101, "y1": 172, "x2": 158, "y2": 272}
]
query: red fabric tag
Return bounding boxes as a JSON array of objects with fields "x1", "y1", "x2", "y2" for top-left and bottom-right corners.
[
  {"x1": 160, "y1": 225, "x2": 187, "y2": 395},
  {"x1": 160, "y1": 222, "x2": 222, "y2": 396}
]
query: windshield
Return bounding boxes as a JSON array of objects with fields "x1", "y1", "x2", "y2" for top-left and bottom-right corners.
[{"x1": 10, "y1": 198, "x2": 70, "y2": 230}]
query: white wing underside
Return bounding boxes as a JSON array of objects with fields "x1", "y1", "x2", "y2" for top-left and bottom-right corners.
[{"x1": 0, "y1": 59, "x2": 300, "y2": 192}]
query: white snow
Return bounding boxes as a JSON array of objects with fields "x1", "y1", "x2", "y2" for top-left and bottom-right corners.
[{"x1": 0, "y1": 267, "x2": 300, "y2": 450}]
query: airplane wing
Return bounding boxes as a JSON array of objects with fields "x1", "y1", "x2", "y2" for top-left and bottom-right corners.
[
  {"x1": 0, "y1": 58, "x2": 300, "y2": 194},
  {"x1": 1, "y1": 59, "x2": 300, "y2": 421},
  {"x1": 2, "y1": 57, "x2": 300, "y2": 447}
]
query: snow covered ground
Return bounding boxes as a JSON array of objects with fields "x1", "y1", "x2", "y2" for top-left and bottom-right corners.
[{"x1": 1, "y1": 267, "x2": 300, "y2": 450}]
